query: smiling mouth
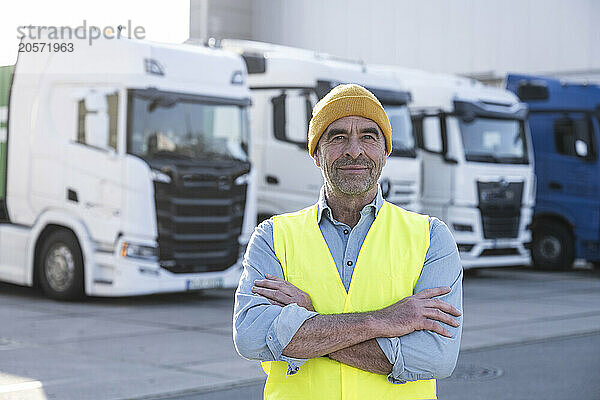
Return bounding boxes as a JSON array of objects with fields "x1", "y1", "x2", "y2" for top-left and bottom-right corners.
[{"x1": 338, "y1": 165, "x2": 369, "y2": 172}]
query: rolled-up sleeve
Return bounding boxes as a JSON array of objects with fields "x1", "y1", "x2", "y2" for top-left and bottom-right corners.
[
  {"x1": 385, "y1": 217, "x2": 463, "y2": 384},
  {"x1": 233, "y1": 219, "x2": 318, "y2": 374}
]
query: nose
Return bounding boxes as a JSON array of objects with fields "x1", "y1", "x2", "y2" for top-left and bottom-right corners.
[{"x1": 345, "y1": 134, "x2": 364, "y2": 159}]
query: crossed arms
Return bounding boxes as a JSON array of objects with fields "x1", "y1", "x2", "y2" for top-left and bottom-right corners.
[
  {"x1": 252, "y1": 275, "x2": 460, "y2": 375},
  {"x1": 233, "y1": 218, "x2": 463, "y2": 381}
]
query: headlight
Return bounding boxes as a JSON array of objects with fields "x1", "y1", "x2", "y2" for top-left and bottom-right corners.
[
  {"x1": 151, "y1": 169, "x2": 172, "y2": 183},
  {"x1": 121, "y1": 242, "x2": 158, "y2": 260},
  {"x1": 235, "y1": 173, "x2": 249, "y2": 185}
]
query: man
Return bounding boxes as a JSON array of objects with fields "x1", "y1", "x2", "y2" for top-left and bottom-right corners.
[{"x1": 234, "y1": 84, "x2": 463, "y2": 399}]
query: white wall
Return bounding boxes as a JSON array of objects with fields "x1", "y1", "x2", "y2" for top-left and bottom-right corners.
[
  {"x1": 191, "y1": 0, "x2": 253, "y2": 41},
  {"x1": 246, "y1": 0, "x2": 600, "y2": 79}
]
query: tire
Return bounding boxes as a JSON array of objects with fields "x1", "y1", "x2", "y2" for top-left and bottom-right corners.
[
  {"x1": 531, "y1": 221, "x2": 574, "y2": 271},
  {"x1": 257, "y1": 214, "x2": 273, "y2": 225},
  {"x1": 38, "y1": 230, "x2": 85, "y2": 300}
]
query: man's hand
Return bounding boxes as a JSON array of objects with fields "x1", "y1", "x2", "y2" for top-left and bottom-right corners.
[
  {"x1": 252, "y1": 274, "x2": 315, "y2": 312},
  {"x1": 373, "y1": 286, "x2": 461, "y2": 338}
]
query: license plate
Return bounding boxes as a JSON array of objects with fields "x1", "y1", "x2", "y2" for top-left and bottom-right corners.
[{"x1": 186, "y1": 277, "x2": 223, "y2": 290}]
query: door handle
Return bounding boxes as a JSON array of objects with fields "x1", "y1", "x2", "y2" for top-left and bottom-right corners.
[
  {"x1": 67, "y1": 188, "x2": 79, "y2": 202},
  {"x1": 548, "y1": 181, "x2": 562, "y2": 190},
  {"x1": 265, "y1": 175, "x2": 279, "y2": 185}
]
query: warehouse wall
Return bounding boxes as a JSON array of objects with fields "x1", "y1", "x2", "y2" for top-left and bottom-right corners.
[
  {"x1": 190, "y1": 0, "x2": 600, "y2": 82},
  {"x1": 190, "y1": 0, "x2": 253, "y2": 41}
]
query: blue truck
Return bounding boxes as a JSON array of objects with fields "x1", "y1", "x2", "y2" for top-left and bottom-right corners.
[{"x1": 506, "y1": 74, "x2": 600, "y2": 269}]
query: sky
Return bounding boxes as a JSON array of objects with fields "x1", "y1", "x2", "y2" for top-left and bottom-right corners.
[{"x1": 0, "y1": 0, "x2": 190, "y2": 66}]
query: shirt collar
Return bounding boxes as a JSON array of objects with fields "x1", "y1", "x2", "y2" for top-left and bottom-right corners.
[{"x1": 317, "y1": 184, "x2": 384, "y2": 224}]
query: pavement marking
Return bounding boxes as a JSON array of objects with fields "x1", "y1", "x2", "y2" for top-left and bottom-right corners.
[{"x1": 0, "y1": 380, "x2": 43, "y2": 394}]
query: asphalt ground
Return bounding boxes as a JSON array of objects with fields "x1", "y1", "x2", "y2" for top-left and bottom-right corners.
[
  {"x1": 1, "y1": 265, "x2": 599, "y2": 399},
  {"x1": 172, "y1": 332, "x2": 600, "y2": 400}
]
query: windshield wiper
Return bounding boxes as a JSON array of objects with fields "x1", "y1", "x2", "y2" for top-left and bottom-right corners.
[
  {"x1": 467, "y1": 154, "x2": 501, "y2": 163},
  {"x1": 202, "y1": 150, "x2": 247, "y2": 162},
  {"x1": 497, "y1": 156, "x2": 528, "y2": 164},
  {"x1": 467, "y1": 153, "x2": 528, "y2": 164},
  {"x1": 149, "y1": 151, "x2": 193, "y2": 160}
]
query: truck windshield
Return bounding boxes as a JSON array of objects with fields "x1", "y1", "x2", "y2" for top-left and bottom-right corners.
[
  {"x1": 127, "y1": 90, "x2": 249, "y2": 161},
  {"x1": 385, "y1": 105, "x2": 416, "y2": 158},
  {"x1": 459, "y1": 117, "x2": 528, "y2": 164}
]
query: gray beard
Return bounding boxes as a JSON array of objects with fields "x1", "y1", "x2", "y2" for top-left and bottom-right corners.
[{"x1": 327, "y1": 169, "x2": 378, "y2": 195}]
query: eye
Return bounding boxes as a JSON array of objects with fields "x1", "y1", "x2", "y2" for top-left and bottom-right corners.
[
  {"x1": 332, "y1": 135, "x2": 345, "y2": 141},
  {"x1": 362, "y1": 134, "x2": 376, "y2": 140}
]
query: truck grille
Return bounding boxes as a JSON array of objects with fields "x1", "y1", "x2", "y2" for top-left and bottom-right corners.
[
  {"x1": 153, "y1": 161, "x2": 250, "y2": 274},
  {"x1": 477, "y1": 181, "x2": 523, "y2": 239}
]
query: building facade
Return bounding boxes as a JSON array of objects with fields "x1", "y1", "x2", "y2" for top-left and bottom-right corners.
[{"x1": 190, "y1": 0, "x2": 600, "y2": 84}]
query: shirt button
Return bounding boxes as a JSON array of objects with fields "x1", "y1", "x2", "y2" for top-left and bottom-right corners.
[
  {"x1": 268, "y1": 335, "x2": 273, "y2": 341},
  {"x1": 346, "y1": 261, "x2": 353, "y2": 267},
  {"x1": 343, "y1": 229, "x2": 349, "y2": 234}
]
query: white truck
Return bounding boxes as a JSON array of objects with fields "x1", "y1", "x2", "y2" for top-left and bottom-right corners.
[
  {"x1": 377, "y1": 67, "x2": 535, "y2": 269},
  {"x1": 210, "y1": 40, "x2": 420, "y2": 220},
  {"x1": 0, "y1": 34, "x2": 256, "y2": 299}
]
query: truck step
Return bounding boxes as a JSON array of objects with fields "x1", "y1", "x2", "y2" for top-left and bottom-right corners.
[{"x1": 0, "y1": 199, "x2": 8, "y2": 222}]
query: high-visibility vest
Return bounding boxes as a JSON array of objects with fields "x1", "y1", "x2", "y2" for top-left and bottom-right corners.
[{"x1": 262, "y1": 201, "x2": 436, "y2": 400}]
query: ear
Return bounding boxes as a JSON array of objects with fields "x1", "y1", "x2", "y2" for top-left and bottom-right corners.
[{"x1": 314, "y1": 149, "x2": 321, "y2": 167}]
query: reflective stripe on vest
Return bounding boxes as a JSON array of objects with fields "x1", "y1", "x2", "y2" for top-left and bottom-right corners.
[{"x1": 263, "y1": 200, "x2": 436, "y2": 400}]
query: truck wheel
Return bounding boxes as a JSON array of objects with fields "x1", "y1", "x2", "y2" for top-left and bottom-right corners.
[
  {"x1": 38, "y1": 230, "x2": 85, "y2": 300},
  {"x1": 531, "y1": 222, "x2": 574, "y2": 270}
]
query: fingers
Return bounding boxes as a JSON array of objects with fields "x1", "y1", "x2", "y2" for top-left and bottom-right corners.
[
  {"x1": 251, "y1": 286, "x2": 291, "y2": 305},
  {"x1": 426, "y1": 298, "x2": 462, "y2": 317},
  {"x1": 265, "y1": 273, "x2": 284, "y2": 281},
  {"x1": 254, "y1": 279, "x2": 282, "y2": 290},
  {"x1": 255, "y1": 275, "x2": 298, "y2": 297},
  {"x1": 423, "y1": 308, "x2": 461, "y2": 328},
  {"x1": 266, "y1": 298, "x2": 286, "y2": 307},
  {"x1": 422, "y1": 320, "x2": 453, "y2": 338},
  {"x1": 414, "y1": 286, "x2": 451, "y2": 299}
]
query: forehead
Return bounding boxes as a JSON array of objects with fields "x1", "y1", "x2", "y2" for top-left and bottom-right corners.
[{"x1": 325, "y1": 116, "x2": 381, "y2": 132}]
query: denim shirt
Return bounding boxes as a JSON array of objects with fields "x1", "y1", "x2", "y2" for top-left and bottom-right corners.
[{"x1": 233, "y1": 185, "x2": 463, "y2": 384}]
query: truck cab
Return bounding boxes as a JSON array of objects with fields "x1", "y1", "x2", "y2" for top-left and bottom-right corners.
[
  {"x1": 507, "y1": 74, "x2": 600, "y2": 269},
  {"x1": 217, "y1": 40, "x2": 421, "y2": 219},
  {"x1": 388, "y1": 68, "x2": 535, "y2": 269},
  {"x1": 0, "y1": 34, "x2": 255, "y2": 298}
]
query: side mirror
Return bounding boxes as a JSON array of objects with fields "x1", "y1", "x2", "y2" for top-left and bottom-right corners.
[
  {"x1": 575, "y1": 139, "x2": 588, "y2": 157},
  {"x1": 83, "y1": 91, "x2": 110, "y2": 150},
  {"x1": 85, "y1": 91, "x2": 106, "y2": 112},
  {"x1": 422, "y1": 117, "x2": 443, "y2": 153},
  {"x1": 85, "y1": 112, "x2": 109, "y2": 149}
]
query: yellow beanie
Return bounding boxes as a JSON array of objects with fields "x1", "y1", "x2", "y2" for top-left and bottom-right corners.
[{"x1": 308, "y1": 84, "x2": 392, "y2": 157}]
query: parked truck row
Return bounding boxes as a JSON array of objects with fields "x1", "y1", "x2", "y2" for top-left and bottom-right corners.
[
  {"x1": 216, "y1": 40, "x2": 535, "y2": 270},
  {"x1": 507, "y1": 74, "x2": 600, "y2": 270},
  {"x1": 0, "y1": 34, "x2": 593, "y2": 299}
]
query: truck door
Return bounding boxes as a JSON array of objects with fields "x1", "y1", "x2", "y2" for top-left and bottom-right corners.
[
  {"x1": 546, "y1": 112, "x2": 599, "y2": 244},
  {"x1": 414, "y1": 114, "x2": 453, "y2": 220},
  {"x1": 65, "y1": 87, "x2": 123, "y2": 245},
  {"x1": 261, "y1": 88, "x2": 322, "y2": 215}
]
